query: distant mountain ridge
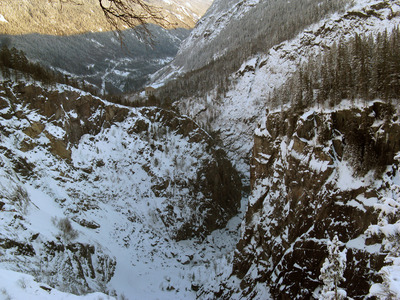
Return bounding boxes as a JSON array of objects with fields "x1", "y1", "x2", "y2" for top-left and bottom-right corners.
[
  {"x1": 150, "y1": 0, "x2": 350, "y2": 87},
  {"x1": 0, "y1": 0, "x2": 212, "y2": 94},
  {"x1": 0, "y1": 0, "x2": 212, "y2": 35},
  {"x1": 0, "y1": 26, "x2": 190, "y2": 94}
]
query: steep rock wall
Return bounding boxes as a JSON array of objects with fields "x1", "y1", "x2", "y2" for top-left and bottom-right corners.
[{"x1": 221, "y1": 101, "x2": 400, "y2": 299}]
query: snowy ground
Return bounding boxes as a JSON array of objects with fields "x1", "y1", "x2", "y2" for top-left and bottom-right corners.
[
  {"x1": 0, "y1": 180, "x2": 245, "y2": 299},
  {"x1": 0, "y1": 269, "x2": 113, "y2": 300},
  {"x1": 0, "y1": 79, "x2": 245, "y2": 299}
]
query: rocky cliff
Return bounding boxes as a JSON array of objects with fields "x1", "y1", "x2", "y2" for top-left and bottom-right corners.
[
  {"x1": 202, "y1": 101, "x2": 400, "y2": 299},
  {"x1": 0, "y1": 76, "x2": 242, "y2": 297}
]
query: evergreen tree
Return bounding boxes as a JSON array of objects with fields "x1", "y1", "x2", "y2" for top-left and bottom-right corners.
[
  {"x1": 319, "y1": 235, "x2": 347, "y2": 300},
  {"x1": 269, "y1": 27, "x2": 400, "y2": 109}
]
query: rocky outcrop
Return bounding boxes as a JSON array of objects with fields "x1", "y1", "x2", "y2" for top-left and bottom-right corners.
[
  {"x1": 0, "y1": 79, "x2": 243, "y2": 297},
  {"x1": 11, "y1": 82, "x2": 130, "y2": 146},
  {"x1": 0, "y1": 234, "x2": 115, "y2": 295},
  {"x1": 139, "y1": 107, "x2": 242, "y2": 240},
  {"x1": 215, "y1": 101, "x2": 400, "y2": 299},
  {"x1": 38, "y1": 241, "x2": 116, "y2": 294}
]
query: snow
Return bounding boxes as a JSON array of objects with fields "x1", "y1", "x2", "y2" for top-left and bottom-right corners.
[
  {"x1": 89, "y1": 39, "x2": 104, "y2": 48},
  {"x1": 112, "y1": 70, "x2": 130, "y2": 77},
  {"x1": 346, "y1": 199, "x2": 367, "y2": 212},
  {"x1": 309, "y1": 155, "x2": 330, "y2": 173},
  {"x1": 336, "y1": 161, "x2": 368, "y2": 190},
  {"x1": 0, "y1": 79, "x2": 244, "y2": 299},
  {"x1": 0, "y1": 14, "x2": 8, "y2": 23},
  {"x1": 300, "y1": 110, "x2": 315, "y2": 121},
  {"x1": 0, "y1": 269, "x2": 113, "y2": 300},
  {"x1": 346, "y1": 236, "x2": 381, "y2": 253},
  {"x1": 25, "y1": 185, "x2": 65, "y2": 238}
]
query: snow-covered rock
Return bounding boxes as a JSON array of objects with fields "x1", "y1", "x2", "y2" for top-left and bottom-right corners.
[
  {"x1": 0, "y1": 77, "x2": 242, "y2": 298},
  {"x1": 152, "y1": 0, "x2": 400, "y2": 185},
  {"x1": 206, "y1": 100, "x2": 400, "y2": 299}
]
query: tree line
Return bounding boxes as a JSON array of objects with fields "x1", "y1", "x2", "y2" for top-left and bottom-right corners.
[
  {"x1": 0, "y1": 45, "x2": 99, "y2": 95},
  {"x1": 269, "y1": 27, "x2": 400, "y2": 109},
  {"x1": 0, "y1": 45, "x2": 170, "y2": 108},
  {"x1": 155, "y1": 0, "x2": 352, "y2": 102}
]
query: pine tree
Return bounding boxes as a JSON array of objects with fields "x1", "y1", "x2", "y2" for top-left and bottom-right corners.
[{"x1": 319, "y1": 235, "x2": 347, "y2": 300}]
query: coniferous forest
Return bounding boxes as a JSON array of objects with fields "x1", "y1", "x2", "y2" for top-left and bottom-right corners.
[
  {"x1": 155, "y1": 0, "x2": 352, "y2": 101},
  {"x1": 270, "y1": 27, "x2": 400, "y2": 109},
  {"x1": 0, "y1": 45, "x2": 99, "y2": 95}
]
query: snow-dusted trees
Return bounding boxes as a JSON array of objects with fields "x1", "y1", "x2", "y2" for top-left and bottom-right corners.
[
  {"x1": 157, "y1": 0, "x2": 351, "y2": 101},
  {"x1": 0, "y1": 45, "x2": 100, "y2": 95},
  {"x1": 369, "y1": 173, "x2": 400, "y2": 299},
  {"x1": 319, "y1": 235, "x2": 348, "y2": 300},
  {"x1": 269, "y1": 27, "x2": 400, "y2": 109}
]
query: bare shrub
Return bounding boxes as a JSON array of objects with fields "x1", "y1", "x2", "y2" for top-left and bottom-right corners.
[
  {"x1": 1, "y1": 288, "x2": 12, "y2": 300},
  {"x1": 11, "y1": 185, "x2": 30, "y2": 214},
  {"x1": 52, "y1": 217, "x2": 79, "y2": 242},
  {"x1": 17, "y1": 277, "x2": 27, "y2": 289}
]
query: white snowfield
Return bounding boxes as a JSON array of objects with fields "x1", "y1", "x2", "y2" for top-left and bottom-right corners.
[{"x1": 0, "y1": 269, "x2": 113, "y2": 300}]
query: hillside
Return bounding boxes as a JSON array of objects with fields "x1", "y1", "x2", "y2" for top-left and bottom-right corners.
[
  {"x1": 150, "y1": 0, "x2": 350, "y2": 88},
  {"x1": 0, "y1": 26, "x2": 190, "y2": 94},
  {"x1": 0, "y1": 0, "x2": 212, "y2": 35},
  {"x1": 149, "y1": 0, "x2": 400, "y2": 298},
  {"x1": 0, "y1": 72, "x2": 242, "y2": 298},
  {"x1": 1, "y1": 0, "x2": 400, "y2": 299},
  {"x1": 153, "y1": 0, "x2": 400, "y2": 183},
  {"x1": 0, "y1": 0, "x2": 212, "y2": 94}
]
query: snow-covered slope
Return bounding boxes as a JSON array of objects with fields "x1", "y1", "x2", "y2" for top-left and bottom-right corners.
[
  {"x1": 0, "y1": 269, "x2": 113, "y2": 300},
  {"x1": 149, "y1": 0, "x2": 257, "y2": 85},
  {"x1": 0, "y1": 76, "x2": 242, "y2": 299},
  {"x1": 151, "y1": 0, "x2": 260, "y2": 80},
  {"x1": 164, "y1": 0, "x2": 400, "y2": 183}
]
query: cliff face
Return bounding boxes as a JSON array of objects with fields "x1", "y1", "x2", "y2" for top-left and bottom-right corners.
[
  {"x1": 228, "y1": 101, "x2": 400, "y2": 299},
  {"x1": 154, "y1": 0, "x2": 400, "y2": 185}
]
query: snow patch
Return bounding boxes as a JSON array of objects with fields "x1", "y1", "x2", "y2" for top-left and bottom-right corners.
[
  {"x1": 0, "y1": 269, "x2": 113, "y2": 300},
  {"x1": 0, "y1": 14, "x2": 8, "y2": 23}
]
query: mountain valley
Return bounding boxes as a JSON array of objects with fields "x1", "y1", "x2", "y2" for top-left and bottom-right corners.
[
  {"x1": 0, "y1": 0, "x2": 212, "y2": 94},
  {"x1": 1, "y1": 0, "x2": 400, "y2": 299}
]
